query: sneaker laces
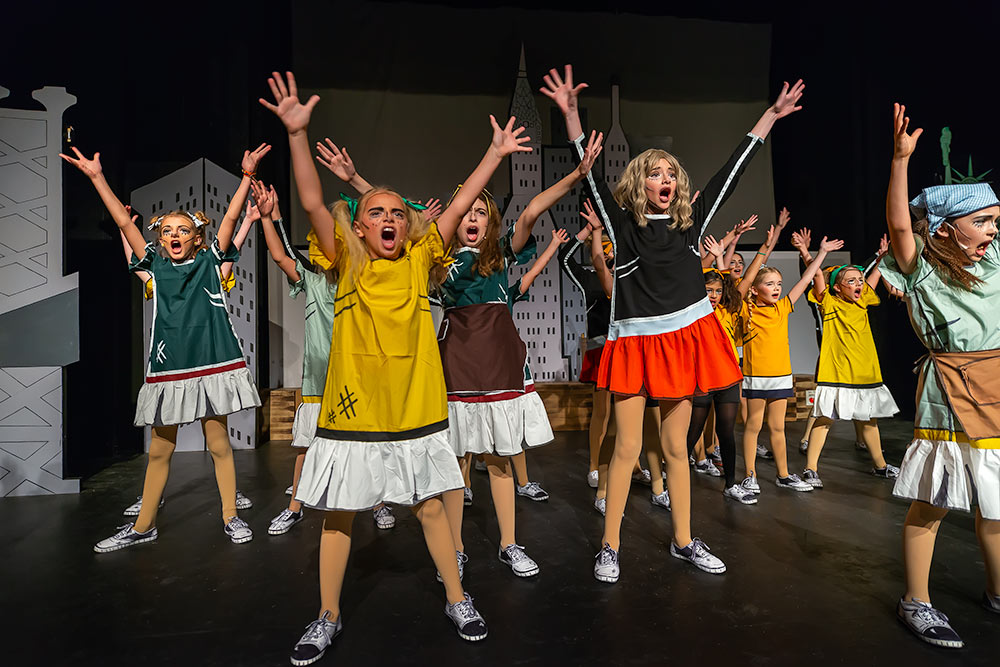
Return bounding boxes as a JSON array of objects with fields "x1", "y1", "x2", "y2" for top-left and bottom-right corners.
[
  {"x1": 786, "y1": 473, "x2": 803, "y2": 483},
  {"x1": 451, "y1": 595, "x2": 478, "y2": 621},
  {"x1": 301, "y1": 612, "x2": 336, "y2": 642},
  {"x1": 374, "y1": 505, "x2": 392, "y2": 520},
  {"x1": 503, "y1": 544, "x2": 528, "y2": 563},
  {"x1": 114, "y1": 524, "x2": 136, "y2": 539},
  {"x1": 273, "y1": 509, "x2": 296, "y2": 523},
  {"x1": 226, "y1": 517, "x2": 249, "y2": 532},
  {"x1": 911, "y1": 603, "x2": 950, "y2": 626},
  {"x1": 597, "y1": 544, "x2": 618, "y2": 565},
  {"x1": 691, "y1": 538, "x2": 712, "y2": 557},
  {"x1": 522, "y1": 481, "x2": 542, "y2": 494}
]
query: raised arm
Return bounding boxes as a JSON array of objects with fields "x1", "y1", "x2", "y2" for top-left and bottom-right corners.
[
  {"x1": 702, "y1": 235, "x2": 725, "y2": 269},
  {"x1": 749, "y1": 79, "x2": 805, "y2": 140},
  {"x1": 867, "y1": 234, "x2": 889, "y2": 288},
  {"x1": 738, "y1": 224, "x2": 782, "y2": 298},
  {"x1": 259, "y1": 71, "x2": 336, "y2": 261},
  {"x1": 512, "y1": 130, "x2": 603, "y2": 252},
  {"x1": 721, "y1": 214, "x2": 757, "y2": 269},
  {"x1": 60, "y1": 148, "x2": 146, "y2": 258},
  {"x1": 580, "y1": 199, "x2": 613, "y2": 297},
  {"x1": 119, "y1": 206, "x2": 151, "y2": 283},
  {"x1": 251, "y1": 180, "x2": 301, "y2": 283},
  {"x1": 520, "y1": 229, "x2": 569, "y2": 294},
  {"x1": 217, "y1": 143, "x2": 270, "y2": 252},
  {"x1": 887, "y1": 103, "x2": 922, "y2": 274},
  {"x1": 220, "y1": 198, "x2": 261, "y2": 282},
  {"x1": 316, "y1": 138, "x2": 373, "y2": 195},
  {"x1": 787, "y1": 236, "x2": 843, "y2": 304},
  {"x1": 436, "y1": 114, "x2": 531, "y2": 247},
  {"x1": 790, "y1": 226, "x2": 813, "y2": 265},
  {"x1": 540, "y1": 65, "x2": 587, "y2": 142}
]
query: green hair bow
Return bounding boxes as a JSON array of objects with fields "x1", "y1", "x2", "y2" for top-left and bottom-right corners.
[
  {"x1": 339, "y1": 193, "x2": 427, "y2": 222},
  {"x1": 829, "y1": 264, "x2": 864, "y2": 286}
]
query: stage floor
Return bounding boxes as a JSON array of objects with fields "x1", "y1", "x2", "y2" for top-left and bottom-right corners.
[{"x1": 3, "y1": 419, "x2": 998, "y2": 665}]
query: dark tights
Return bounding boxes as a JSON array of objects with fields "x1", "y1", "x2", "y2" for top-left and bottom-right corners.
[{"x1": 687, "y1": 398, "x2": 739, "y2": 487}]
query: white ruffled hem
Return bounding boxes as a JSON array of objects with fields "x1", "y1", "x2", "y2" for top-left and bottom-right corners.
[
  {"x1": 134, "y1": 366, "x2": 261, "y2": 427},
  {"x1": 811, "y1": 384, "x2": 899, "y2": 420},
  {"x1": 291, "y1": 402, "x2": 320, "y2": 448},
  {"x1": 893, "y1": 438, "x2": 1000, "y2": 520},
  {"x1": 447, "y1": 391, "x2": 554, "y2": 457},
  {"x1": 295, "y1": 428, "x2": 464, "y2": 511}
]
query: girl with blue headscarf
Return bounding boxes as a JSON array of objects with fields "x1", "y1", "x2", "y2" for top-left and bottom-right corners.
[{"x1": 882, "y1": 104, "x2": 1000, "y2": 649}]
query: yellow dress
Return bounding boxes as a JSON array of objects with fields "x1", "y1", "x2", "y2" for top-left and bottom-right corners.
[
  {"x1": 808, "y1": 285, "x2": 898, "y2": 420},
  {"x1": 714, "y1": 306, "x2": 741, "y2": 361},
  {"x1": 295, "y1": 224, "x2": 463, "y2": 511},
  {"x1": 739, "y1": 297, "x2": 794, "y2": 398}
]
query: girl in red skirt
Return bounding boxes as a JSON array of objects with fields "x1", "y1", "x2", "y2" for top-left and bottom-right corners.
[{"x1": 543, "y1": 64, "x2": 805, "y2": 582}]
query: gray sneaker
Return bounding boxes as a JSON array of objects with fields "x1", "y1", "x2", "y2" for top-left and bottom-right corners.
[
  {"x1": 94, "y1": 523, "x2": 157, "y2": 553},
  {"x1": 594, "y1": 496, "x2": 606, "y2": 516},
  {"x1": 593, "y1": 544, "x2": 620, "y2": 583},
  {"x1": 694, "y1": 460, "x2": 722, "y2": 477},
  {"x1": 444, "y1": 593, "x2": 488, "y2": 641},
  {"x1": 268, "y1": 508, "x2": 303, "y2": 535},
  {"x1": 463, "y1": 486, "x2": 473, "y2": 506},
  {"x1": 373, "y1": 504, "x2": 395, "y2": 530},
  {"x1": 723, "y1": 484, "x2": 758, "y2": 505},
  {"x1": 290, "y1": 611, "x2": 342, "y2": 666},
  {"x1": 872, "y1": 464, "x2": 900, "y2": 479},
  {"x1": 756, "y1": 444, "x2": 774, "y2": 460},
  {"x1": 516, "y1": 481, "x2": 549, "y2": 501},
  {"x1": 285, "y1": 485, "x2": 294, "y2": 496},
  {"x1": 896, "y1": 598, "x2": 963, "y2": 648},
  {"x1": 122, "y1": 495, "x2": 164, "y2": 517},
  {"x1": 650, "y1": 490, "x2": 671, "y2": 511},
  {"x1": 775, "y1": 473, "x2": 813, "y2": 492},
  {"x1": 236, "y1": 490, "x2": 253, "y2": 510},
  {"x1": 798, "y1": 440, "x2": 809, "y2": 455},
  {"x1": 224, "y1": 516, "x2": 253, "y2": 544},
  {"x1": 741, "y1": 473, "x2": 761, "y2": 495},
  {"x1": 708, "y1": 448, "x2": 723, "y2": 465},
  {"x1": 631, "y1": 469, "x2": 652, "y2": 486},
  {"x1": 498, "y1": 544, "x2": 539, "y2": 577},
  {"x1": 802, "y1": 469, "x2": 824, "y2": 488},
  {"x1": 670, "y1": 537, "x2": 726, "y2": 574}
]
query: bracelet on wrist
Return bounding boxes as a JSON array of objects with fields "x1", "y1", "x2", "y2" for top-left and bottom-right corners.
[{"x1": 242, "y1": 169, "x2": 256, "y2": 179}]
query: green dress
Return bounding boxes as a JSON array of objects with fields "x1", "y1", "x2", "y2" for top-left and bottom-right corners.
[
  {"x1": 881, "y1": 234, "x2": 1000, "y2": 517},
  {"x1": 130, "y1": 240, "x2": 260, "y2": 427}
]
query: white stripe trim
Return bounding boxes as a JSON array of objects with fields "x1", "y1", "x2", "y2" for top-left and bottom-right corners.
[
  {"x1": 741, "y1": 374, "x2": 793, "y2": 391},
  {"x1": 561, "y1": 239, "x2": 587, "y2": 295},
  {"x1": 615, "y1": 257, "x2": 639, "y2": 271},
  {"x1": 698, "y1": 133, "x2": 763, "y2": 241},
  {"x1": 617, "y1": 265, "x2": 640, "y2": 280},
  {"x1": 608, "y1": 297, "x2": 713, "y2": 339}
]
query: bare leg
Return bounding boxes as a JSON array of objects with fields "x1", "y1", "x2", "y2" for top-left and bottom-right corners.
[
  {"x1": 765, "y1": 399, "x2": 790, "y2": 478},
  {"x1": 854, "y1": 419, "x2": 866, "y2": 445},
  {"x1": 484, "y1": 454, "x2": 517, "y2": 546},
  {"x1": 596, "y1": 433, "x2": 614, "y2": 501},
  {"x1": 412, "y1": 497, "x2": 465, "y2": 604},
  {"x1": 511, "y1": 451, "x2": 529, "y2": 486},
  {"x1": 460, "y1": 453, "x2": 472, "y2": 488},
  {"x1": 976, "y1": 509, "x2": 1000, "y2": 597},
  {"x1": 288, "y1": 453, "x2": 306, "y2": 513},
  {"x1": 643, "y1": 406, "x2": 664, "y2": 495},
  {"x1": 589, "y1": 389, "x2": 612, "y2": 473},
  {"x1": 902, "y1": 501, "x2": 949, "y2": 603},
  {"x1": 659, "y1": 399, "x2": 694, "y2": 547},
  {"x1": 804, "y1": 416, "x2": 834, "y2": 472},
  {"x1": 441, "y1": 483, "x2": 466, "y2": 553},
  {"x1": 859, "y1": 419, "x2": 887, "y2": 469},
  {"x1": 318, "y1": 510, "x2": 355, "y2": 620},
  {"x1": 133, "y1": 424, "x2": 177, "y2": 533},
  {"x1": 742, "y1": 398, "x2": 767, "y2": 477},
  {"x1": 602, "y1": 396, "x2": 645, "y2": 550},
  {"x1": 802, "y1": 415, "x2": 817, "y2": 444}
]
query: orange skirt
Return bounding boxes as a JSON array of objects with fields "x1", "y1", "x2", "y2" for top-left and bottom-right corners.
[
  {"x1": 597, "y1": 312, "x2": 742, "y2": 400},
  {"x1": 580, "y1": 345, "x2": 604, "y2": 384}
]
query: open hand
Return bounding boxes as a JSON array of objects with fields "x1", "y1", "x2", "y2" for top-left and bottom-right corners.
[
  {"x1": 734, "y1": 214, "x2": 758, "y2": 236},
  {"x1": 771, "y1": 79, "x2": 805, "y2": 119},
  {"x1": 259, "y1": 71, "x2": 320, "y2": 135},
  {"x1": 819, "y1": 236, "x2": 844, "y2": 253},
  {"x1": 490, "y1": 114, "x2": 532, "y2": 159},
  {"x1": 892, "y1": 103, "x2": 923, "y2": 160},
  {"x1": 269, "y1": 185, "x2": 283, "y2": 221},
  {"x1": 551, "y1": 228, "x2": 570, "y2": 246},
  {"x1": 790, "y1": 227, "x2": 811, "y2": 251},
  {"x1": 59, "y1": 146, "x2": 103, "y2": 179},
  {"x1": 702, "y1": 234, "x2": 725, "y2": 258},
  {"x1": 315, "y1": 139, "x2": 357, "y2": 182},
  {"x1": 764, "y1": 224, "x2": 778, "y2": 248},
  {"x1": 777, "y1": 206, "x2": 791, "y2": 229},
  {"x1": 539, "y1": 64, "x2": 588, "y2": 116},
  {"x1": 418, "y1": 198, "x2": 443, "y2": 222},
  {"x1": 243, "y1": 199, "x2": 261, "y2": 224},
  {"x1": 577, "y1": 130, "x2": 604, "y2": 177},
  {"x1": 242, "y1": 143, "x2": 271, "y2": 175},
  {"x1": 250, "y1": 180, "x2": 275, "y2": 218},
  {"x1": 581, "y1": 199, "x2": 602, "y2": 231},
  {"x1": 878, "y1": 233, "x2": 889, "y2": 255}
]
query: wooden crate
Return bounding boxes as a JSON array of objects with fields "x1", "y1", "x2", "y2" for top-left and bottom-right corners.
[
  {"x1": 263, "y1": 388, "x2": 301, "y2": 442},
  {"x1": 536, "y1": 382, "x2": 594, "y2": 431},
  {"x1": 785, "y1": 374, "x2": 816, "y2": 422}
]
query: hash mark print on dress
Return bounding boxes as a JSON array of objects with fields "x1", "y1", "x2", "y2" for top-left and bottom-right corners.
[
  {"x1": 338, "y1": 387, "x2": 358, "y2": 419},
  {"x1": 155, "y1": 341, "x2": 166, "y2": 364}
]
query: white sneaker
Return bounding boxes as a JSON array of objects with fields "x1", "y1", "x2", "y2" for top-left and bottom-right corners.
[
  {"x1": 498, "y1": 543, "x2": 540, "y2": 577},
  {"x1": 290, "y1": 611, "x2": 342, "y2": 666},
  {"x1": 756, "y1": 444, "x2": 774, "y2": 460},
  {"x1": 631, "y1": 469, "x2": 652, "y2": 486},
  {"x1": 594, "y1": 496, "x2": 606, "y2": 516},
  {"x1": 94, "y1": 523, "x2": 157, "y2": 553},
  {"x1": 373, "y1": 504, "x2": 395, "y2": 530},
  {"x1": 224, "y1": 516, "x2": 253, "y2": 543},
  {"x1": 694, "y1": 460, "x2": 722, "y2": 477},
  {"x1": 122, "y1": 495, "x2": 164, "y2": 517},
  {"x1": 798, "y1": 440, "x2": 809, "y2": 455},
  {"x1": 285, "y1": 485, "x2": 293, "y2": 496},
  {"x1": 708, "y1": 448, "x2": 723, "y2": 465},
  {"x1": 593, "y1": 544, "x2": 620, "y2": 583},
  {"x1": 741, "y1": 473, "x2": 761, "y2": 495},
  {"x1": 516, "y1": 481, "x2": 549, "y2": 501},
  {"x1": 872, "y1": 464, "x2": 900, "y2": 479},
  {"x1": 235, "y1": 490, "x2": 253, "y2": 510},
  {"x1": 463, "y1": 486, "x2": 473, "y2": 506},
  {"x1": 897, "y1": 598, "x2": 963, "y2": 648},
  {"x1": 587, "y1": 470, "x2": 599, "y2": 488},
  {"x1": 268, "y1": 508, "x2": 303, "y2": 535},
  {"x1": 802, "y1": 469, "x2": 824, "y2": 488},
  {"x1": 650, "y1": 490, "x2": 671, "y2": 511},
  {"x1": 670, "y1": 537, "x2": 726, "y2": 574},
  {"x1": 723, "y1": 484, "x2": 758, "y2": 505},
  {"x1": 444, "y1": 593, "x2": 488, "y2": 642},
  {"x1": 775, "y1": 473, "x2": 813, "y2": 492}
]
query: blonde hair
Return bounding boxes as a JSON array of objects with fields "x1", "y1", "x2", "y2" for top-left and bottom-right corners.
[
  {"x1": 613, "y1": 149, "x2": 693, "y2": 230},
  {"x1": 153, "y1": 210, "x2": 211, "y2": 257},
  {"x1": 330, "y1": 187, "x2": 434, "y2": 286}
]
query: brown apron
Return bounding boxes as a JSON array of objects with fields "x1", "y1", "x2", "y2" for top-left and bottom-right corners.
[
  {"x1": 438, "y1": 303, "x2": 527, "y2": 394},
  {"x1": 929, "y1": 348, "x2": 1000, "y2": 440}
]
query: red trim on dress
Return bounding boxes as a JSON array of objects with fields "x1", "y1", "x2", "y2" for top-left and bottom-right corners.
[
  {"x1": 146, "y1": 360, "x2": 247, "y2": 383},
  {"x1": 448, "y1": 384, "x2": 536, "y2": 403}
]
